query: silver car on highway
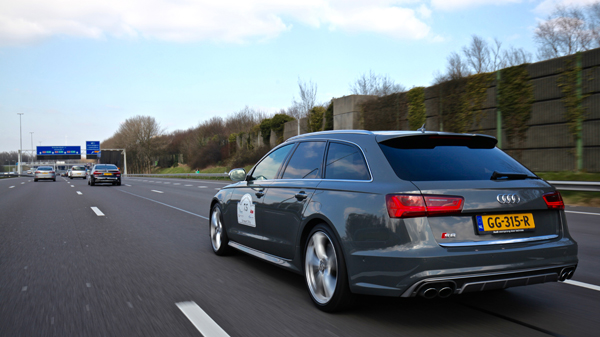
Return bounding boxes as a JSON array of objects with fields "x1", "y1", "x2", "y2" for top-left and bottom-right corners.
[
  {"x1": 210, "y1": 130, "x2": 578, "y2": 312},
  {"x1": 69, "y1": 165, "x2": 87, "y2": 179},
  {"x1": 34, "y1": 166, "x2": 56, "y2": 182}
]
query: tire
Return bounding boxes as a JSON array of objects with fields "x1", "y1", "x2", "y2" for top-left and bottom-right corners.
[
  {"x1": 34, "y1": 179, "x2": 37, "y2": 182},
  {"x1": 209, "y1": 204, "x2": 231, "y2": 256},
  {"x1": 90, "y1": 178, "x2": 95, "y2": 186},
  {"x1": 69, "y1": 177, "x2": 73, "y2": 179},
  {"x1": 117, "y1": 180, "x2": 121, "y2": 186},
  {"x1": 53, "y1": 178, "x2": 56, "y2": 182},
  {"x1": 304, "y1": 224, "x2": 354, "y2": 312}
]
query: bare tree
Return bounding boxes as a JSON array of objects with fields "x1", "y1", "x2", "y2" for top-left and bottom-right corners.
[
  {"x1": 349, "y1": 70, "x2": 405, "y2": 96},
  {"x1": 446, "y1": 52, "x2": 471, "y2": 80},
  {"x1": 503, "y1": 46, "x2": 533, "y2": 67},
  {"x1": 463, "y1": 35, "x2": 490, "y2": 74},
  {"x1": 535, "y1": 5, "x2": 594, "y2": 60},
  {"x1": 490, "y1": 38, "x2": 505, "y2": 71},
  {"x1": 588, "y1": 2, "x2": 600, "y2": 46},
  {"x1": 290, "y1": 78, "x2": 317, "y2": 119}
]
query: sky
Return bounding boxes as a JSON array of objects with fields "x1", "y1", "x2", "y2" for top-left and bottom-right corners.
[{"x1": 0, "y1": 0, "x2": 597, "y2": 154}]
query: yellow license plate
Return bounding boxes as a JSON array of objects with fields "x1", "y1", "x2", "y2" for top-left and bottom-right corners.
[
  {"x1": 104, "y1": 173, "x2": 112, "y2": 176},
  {"x1": 477, "y1": 213, "x2": 535, "y2": 234}
]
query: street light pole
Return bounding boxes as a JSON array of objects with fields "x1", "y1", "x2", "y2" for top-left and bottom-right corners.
[
  {"x1": 17, "y1": 113, "x2": 24, "y2": 175},
  {"x1": 30, "y1": 132, "x2": 34, "y2": 165}
]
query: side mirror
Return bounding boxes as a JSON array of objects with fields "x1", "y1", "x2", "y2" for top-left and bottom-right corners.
[{"x1": 228, "y1": 168, "x2": 247, "y2": 182}]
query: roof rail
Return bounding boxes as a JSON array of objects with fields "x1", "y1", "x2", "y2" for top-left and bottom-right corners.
[{"x1": 286, "y1": 130, "x2": 373, "y2": 141}]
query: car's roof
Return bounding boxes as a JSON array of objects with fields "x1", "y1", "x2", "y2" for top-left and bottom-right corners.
[{"x1": 286, "y1": 130, "x2": 497, "y2": 143}]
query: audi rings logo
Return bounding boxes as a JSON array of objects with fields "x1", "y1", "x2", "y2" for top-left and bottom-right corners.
[{"x1": 497, "y1": 194, "x2": 521, "y2": 204}]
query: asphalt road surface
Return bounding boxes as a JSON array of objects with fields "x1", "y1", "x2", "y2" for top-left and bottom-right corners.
[{"x1": 1, "y1": 176, "x2": 599, "y2": 337}]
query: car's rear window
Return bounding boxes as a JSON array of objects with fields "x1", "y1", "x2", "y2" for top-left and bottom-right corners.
[
  {"x1": 38, "y1": 167, "x2": 52, "y2": 171},
  {"x1": 379, "y1": 137, "x2": 535, "y2": 181},
  {"x1": 72, "y1": 166, "x2": 85, "y2": 170},
  {"x1": 95, "y1": 165, "x2": 118, "y2": 170}
]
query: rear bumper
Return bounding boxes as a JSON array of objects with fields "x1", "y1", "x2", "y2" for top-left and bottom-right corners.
[
  {"x1": 347, "y1": 237, "x2": 578, "y2": 297},
  {"x1": 92, "y1": 175, "x2": 120, "y2": 182},
  {"x1": 35, "y1": 174, "x2": 55, "y2": 179}
]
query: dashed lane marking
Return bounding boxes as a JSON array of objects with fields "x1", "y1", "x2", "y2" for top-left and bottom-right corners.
[
  {"x1": 565, "y1": 210, "x2": 600, "y2": 216},
  {"x1": 215, "y1": 188, "x2": 221, "y2": 190},
  {"x1": 21, "y1": 182, "x2": 25, "y2": 184},
  {"x1": 564, "y1": 280, "x2": 600, "y2": 292},
  {"x1": 9, "y1": 186, "x2": 15, "y2": 189},
  {"x1": 71, "y1": 185, "x2": 74, "y2": 187},
  {"x1": 90, "y1": 207, "x2": 105, "y2": 216},
  {"x1": 77, "y1": 191, "x2": 82, "y2": 195},
  {"x1": 173, "y1": 183, "x2": 180, "y2": 185},
  {"x1": 151, "y1": 190, "x2": 164, "y2": 194},
  {"x1": 185, "y1": 184, "x2": 193, "y2": 186},
  {"x1": 125, "y1": 184, "x2": 132, "y2": 186},
  {"x1": 118, "y1": 190, "x2": 208, "y2": 220},
  {"x1": 176, "y1": 301, "x2": 230, "y2": 337},
  {"x1": 198, "y1": 186, "x2": 207, "y2": 188}
]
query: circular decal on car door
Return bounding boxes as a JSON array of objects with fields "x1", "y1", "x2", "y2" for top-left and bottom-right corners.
[{"x1": 237, "y1": 193, "x2": 256, "y2": 227}]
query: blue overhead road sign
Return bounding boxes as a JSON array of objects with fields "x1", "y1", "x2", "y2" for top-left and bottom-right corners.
[{"x1": 36, "y1": 146, "x2": 81, "y2": 160}]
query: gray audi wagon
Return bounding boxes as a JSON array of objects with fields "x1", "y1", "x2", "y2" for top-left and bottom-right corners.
[{"x1": 209, "y1": 130, "x2": 578, "y2": 312}]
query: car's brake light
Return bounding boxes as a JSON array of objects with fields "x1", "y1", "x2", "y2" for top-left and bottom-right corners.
[
  {"x1": 35, "y1": 171, "x2": 41, "y2": 174},
  {"x1": 386, "y1": 194, "x2": 464, "y2": 218},
  {"x1": 50, "y1": 171, "x2": 55, "y2": 174},
  {"x1": 93, "y1": 171, "x2": 101, "y2": 175},
  {"x1": 543, "y1": 191, "x2": 564, "y2": 210},
  {"x1": 115, "y1": 172, "x2": 121, "y2": 176}
]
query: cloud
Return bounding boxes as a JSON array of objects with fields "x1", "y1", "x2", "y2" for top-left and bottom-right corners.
[
  {"x1": 534, "y1": 0, "x2": 599, "y2": 15},
  {"x1": 0, "y1": 0, "x2": 431, "y2": 45},
  {"x1": 431, "y1": 0, "x2": 521, "y2": 11}
]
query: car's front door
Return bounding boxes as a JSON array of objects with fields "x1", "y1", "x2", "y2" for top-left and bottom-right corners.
[
  {"x1": 260, "y1": 141, "x2": 326, "y2": 259},
  {"x1": 225, "y1": 143, "x2": 295, "y2": 252}
]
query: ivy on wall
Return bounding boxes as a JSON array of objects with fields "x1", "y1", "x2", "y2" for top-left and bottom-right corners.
[
  {"x1": 361, "y1": 93, "x2": 406, "y2": 131},
  {"x1": 324, "y1": 101, "x2": 334, "y2": 130},
  {"x1": 498, "y1": 65, "x2": 534, "y2": 149},
  {"x1": 407, "y1": 87, "x2": 426, "y2": 130},
  {"x1": 558, "y1": 53, "x2": 587, "y2": 170},
  {"x1": 308, "y1": 106, "x2": 326, "y2": 132},
  {"x1": 464, "y1": 73, "x2": 494, "y2": 131},
  {"x1": 439, "y1": 77, "x2": 469, "y2": 133}
]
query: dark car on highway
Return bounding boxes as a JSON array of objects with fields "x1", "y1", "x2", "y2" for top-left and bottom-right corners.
[
  {"x1": 34, "y1": 166, "x2": 56, "y2": 182},
  {"x1": 209, "y1": 130, "x2": 578, "y2": 312},
  {"x1": 88, "y1": 164, "x2": 121, "y2": 186}
]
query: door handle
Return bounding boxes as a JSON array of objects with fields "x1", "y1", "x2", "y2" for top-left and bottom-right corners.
[{"x1": 295, "y1": 191, "x2": 308, "y2": 201}]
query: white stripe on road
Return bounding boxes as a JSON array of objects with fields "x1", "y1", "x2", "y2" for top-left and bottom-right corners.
[
  {"x1": 71, "y1": 185, "x2": 74, "y2": 187},
  {"x1": 176, "y1": 301, "x2": 230, "y2": 337},
  {"x1": 91, "y1": 207, "x2": 105, "y2": 216},
  {"x1": 164, "y1": 182, "x2": 170, "y2": 184},
  {"x1": 9, "y1": 186, "x2": 15, "y2": 188},
  {"x1": 118, "y1": 190, "x2": 208, "y2": 220},
  {"x1": 77, "y1": 191, "x2": 82, "y2": 195},
  {"x1": 151, "y1": 190, "x2": 164, "y2": 194},
  {"x1": 125, "y1": 184, "x2": 132, "y2": 186},
  {"x1": 564, "y1": 280, "x2": 600, "y2": 292},
  {"x1": 21, "y1": 182, "x2": 25, "y2": 184},
  {"x1": 185, "y1": 184, "x2": 192, "y2": 186},
  {"x1": 173, "y1": 183, "x2": 180, "y2": 185},
  {"x1": 215, "y1": 188, "x2": 221, "y2": 190},
  {"x1": 198, "y1": 186, "x2": 207, "y2": 188},
  {"x1": 565, "y1": 210, "x2": 600, "y2": 216}
]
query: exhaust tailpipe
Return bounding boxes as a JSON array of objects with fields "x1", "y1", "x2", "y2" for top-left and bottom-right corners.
[
  {"x1": 438, "y1": 286, "x2": 453, "y2": 299},
  {"x1": 420, "y1": 287, "x2": 438, "y2": 299},
  {"x1": 559, "y1": 267, "x2": 575, "y2": 281}
]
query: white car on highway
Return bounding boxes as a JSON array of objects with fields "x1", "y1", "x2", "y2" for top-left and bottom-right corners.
[{"x1": 69, "y1": 166, "x2": 87, "y2": 179}]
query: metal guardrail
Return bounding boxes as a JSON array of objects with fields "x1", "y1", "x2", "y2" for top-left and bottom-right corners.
[
  {"x1": 5, "y1": 172, "x2": 597, "y2": 191},
  {"x1": 548, "y1": 181, "x2": 600, "y2": 192},
  {"x1": 126, "y1": 173, "x2": 229, "y2": 178}
]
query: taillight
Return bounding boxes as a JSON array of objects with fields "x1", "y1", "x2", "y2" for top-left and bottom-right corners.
[
  {"x1": 386, "y1": 194, "x2": 464, "y2": 218},
  {"x1": 93, "y1": 171, "x2": 101, "y2": 175},
  {"x1": 50, "y1": 171, "x2": 55, "y2": 174},
  {"x1": 35, "y1": 171, "x2": 41, "y2": 174},
  {"x1": 543, "y1": 191, "x2": 564, "y2": 210},
  {"x1": 115, "y1": 172, "x2": 121, "y2": 176}
]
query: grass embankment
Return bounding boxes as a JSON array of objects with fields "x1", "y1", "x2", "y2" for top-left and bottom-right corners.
[
  {"x1": 150, "y1": 164, "x2": 254, "y2": 181},
  {"x1": 536, "y1": 172, "x2": 600, "y2": 207}
]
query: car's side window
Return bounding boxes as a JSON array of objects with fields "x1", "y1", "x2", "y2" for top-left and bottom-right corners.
[
  {"x1": 325, "y1": 142, "x2": 370, "y2": 180},
  {"x1": 251, "y1": 144, "x2": 294, "y2": 180},
  {"x1": 282, "y1": 141, "x2": 326, "y2": 179}
]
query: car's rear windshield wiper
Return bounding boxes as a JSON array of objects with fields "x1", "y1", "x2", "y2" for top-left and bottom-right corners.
[{"x1": 490, "y1": 171, "x2": 540, "y2": 180}]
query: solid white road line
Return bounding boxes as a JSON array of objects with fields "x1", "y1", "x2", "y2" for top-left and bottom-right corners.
[
  {"x1": 90, "y1": 207, "x2": 105, "y2": 216},
  {"x1": 77, "y1": 191, "x2": 82, "y2": 195},
  {"x1": 151, "y1": 190, "x2": 164, "y2": 194},
  {"x1": 118, "y1": 190, "x2": 208, "y2": 219},
  {"x1": 565, "y1": 210, "x2": 600, "y2": 216},
  {"x1": 564, "y1": 280, "x2": 600, "y2": 292},
  {"x1": 176, "y1": 301, "x2": 230, "y2": 337}
]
